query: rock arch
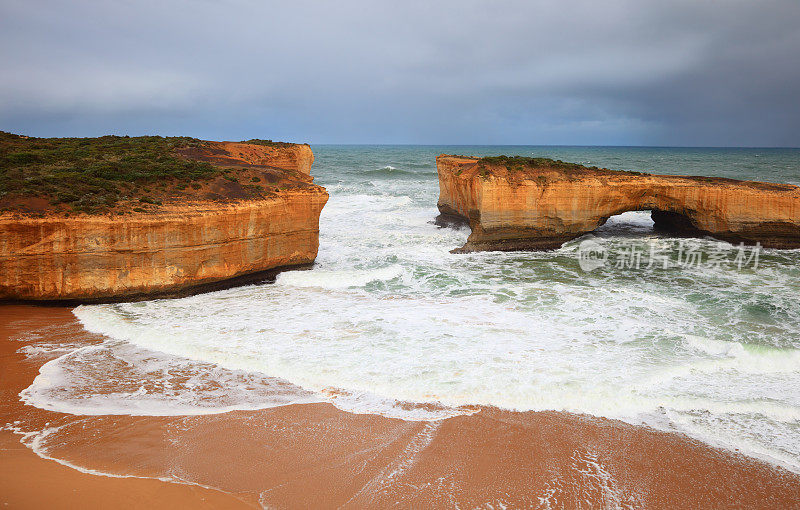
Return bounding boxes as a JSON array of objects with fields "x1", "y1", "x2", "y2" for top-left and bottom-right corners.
[{"x1": 436, "y1": 155, "x2": 800, "y2": 252}]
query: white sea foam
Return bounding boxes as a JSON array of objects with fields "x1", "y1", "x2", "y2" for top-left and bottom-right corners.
[
  {"x1": 18, "y1": 341, "x2": 87, "y2": 359},
  {"x1": 17, "y1": 148, "x2": 800, "y2": 473},
  {"x1": 683, "y1": 333, "x2": 746, "y2": 357},
  {"x1": 5, "y1": 422, "x2": 237, "y2": 499},
  {"x1": 20, "y1": 342, "x2": 322, "y2": 416},
  {"x1": 20, "y1": 316, "x2": 465, "y2": 421},
  {"x1": 277, "y1": 264, "x2": 404, "y2": 289},
  {"x1": 8, "y1": 423, "x2": 172, "y2": 481},
  {"x1": 676, "y1": 333, "x2": 800, "y2": 375}
]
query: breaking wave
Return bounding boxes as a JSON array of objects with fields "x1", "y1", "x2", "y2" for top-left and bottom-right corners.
[{"x1": 18, "y1": 145, "x2": 800, "y2": 472}]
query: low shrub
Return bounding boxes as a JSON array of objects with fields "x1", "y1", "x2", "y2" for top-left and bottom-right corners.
[{"x1": 0, "y1": 131, "x2": 220, "y2": 213}]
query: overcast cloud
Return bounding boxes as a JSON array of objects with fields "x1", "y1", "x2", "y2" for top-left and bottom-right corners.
[{"x1": 1, "y1": 0, "x2": 799, "y2": 146}]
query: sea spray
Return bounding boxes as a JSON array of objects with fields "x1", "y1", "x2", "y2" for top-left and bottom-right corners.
[{"x1": 19, "y1": 145, "x2": 800, "y2": 472}]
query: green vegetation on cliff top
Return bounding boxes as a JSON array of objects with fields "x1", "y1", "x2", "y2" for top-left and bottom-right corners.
[
  {"x1": 480, "y1": 155, "x2": 595, "y2": 171},
  {"x1": 0, "y1": 132, "x2": 308, "y2": 215},
  {"x1": 475, "y1": 155, "x2": 647, "y2": 179},
  {"x1": 0, "y1": 132, "x2": 220, "y2": 213},
  {"x1": 241, "y1": 138, "x2": 305, "y2": 148}
]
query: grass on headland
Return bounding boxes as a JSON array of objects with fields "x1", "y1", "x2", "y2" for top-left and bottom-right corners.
[
  {"x1": 240, "y1": 139, "x2": 303, "y2": 148},
  {"x1": 476, "y1": 155, "x2": 647, "y2": 179},
  {"x1": 0, "y1": 131, "x2": 221, "y2": 214}
]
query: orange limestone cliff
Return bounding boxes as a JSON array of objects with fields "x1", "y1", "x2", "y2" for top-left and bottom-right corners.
[
  {"x1": 0, "y1": 138, "x2": 327, "y2": 302},
  {"x1": 176, "y1": 140, "x2": 315, "y2": 175},
  {"x1": 436, "y1": 155, "x2": 800, "y2": 252}
]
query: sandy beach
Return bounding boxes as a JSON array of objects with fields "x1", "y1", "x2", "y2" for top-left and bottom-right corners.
[
  {"x1": 3, "y1": 0, "x2": 800, "y2": 507},
  {"x1": 2, "y1": 304, "x2": 799, "y2": 509}
]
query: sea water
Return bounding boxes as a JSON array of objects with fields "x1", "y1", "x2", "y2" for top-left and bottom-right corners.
[{"x1": 21, "y1": 146, "x2": 800, "y2": 471}]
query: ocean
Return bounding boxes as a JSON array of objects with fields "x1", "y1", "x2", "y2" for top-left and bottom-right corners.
[{"x1": 22, "y1": 145, "x2": 800, "y2": 471}]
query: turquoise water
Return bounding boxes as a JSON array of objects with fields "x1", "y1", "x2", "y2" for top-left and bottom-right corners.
[
  {"x1": 315, "y1": 144, "x2": 800, "y2": 183},
  {"x1": 25, "y1": 146, "x2": 800, "y2": 472}
]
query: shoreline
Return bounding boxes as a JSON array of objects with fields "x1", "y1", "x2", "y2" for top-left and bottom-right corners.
[
  {"x1": 0, "y1": 305, "x2": 257, "y2": 508},
  {"x1": 2, "y1": 304, "x2": 799, "y2": 508}
]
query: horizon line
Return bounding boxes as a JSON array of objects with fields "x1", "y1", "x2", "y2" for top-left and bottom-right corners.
[
  {"x1": 4, "y1": 131, "x2": 798, "y2": 150},
  {"x1": 308, "y1": 143, "x2": 800, "y2": 150}
]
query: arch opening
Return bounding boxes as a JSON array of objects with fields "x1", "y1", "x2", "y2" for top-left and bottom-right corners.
[
  {"x1": 651, "y1": 209, "x2": 704, "y2": 236},
  {"x1": 591, "y1": 209, "x2": 702, "y2": 240}
]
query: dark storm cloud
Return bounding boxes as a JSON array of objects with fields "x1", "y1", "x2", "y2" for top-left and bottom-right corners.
[{"x1": 1, "y1": 0, "x2": 798, "y2": 145}]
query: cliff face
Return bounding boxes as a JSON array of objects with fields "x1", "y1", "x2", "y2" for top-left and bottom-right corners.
[
  {"x1": 178, "y1": 141, "x2": 315, "y2": 176},
  {"x1": 437, "y1": 155, "x2": 800, "y2": 252},
  {"x1": 0, "y1": 141, "x2": 327, "y2": 302}
]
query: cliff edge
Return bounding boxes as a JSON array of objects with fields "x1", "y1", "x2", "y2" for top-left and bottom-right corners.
[
  {"x1": 436, "y1": 155, "x2": 800, "y2": 252},
  {"x1": 0, "y1": 133, "x2": 327, "y2": 302}
]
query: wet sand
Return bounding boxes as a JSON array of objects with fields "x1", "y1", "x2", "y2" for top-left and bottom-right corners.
[{"x1": 1, "y1": 304, "x2": 799, "y2": 509}]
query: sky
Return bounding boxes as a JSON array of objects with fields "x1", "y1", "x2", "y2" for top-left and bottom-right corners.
[{"x1": 1, "y1": 0, "x2": 799, "y2": 146}]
